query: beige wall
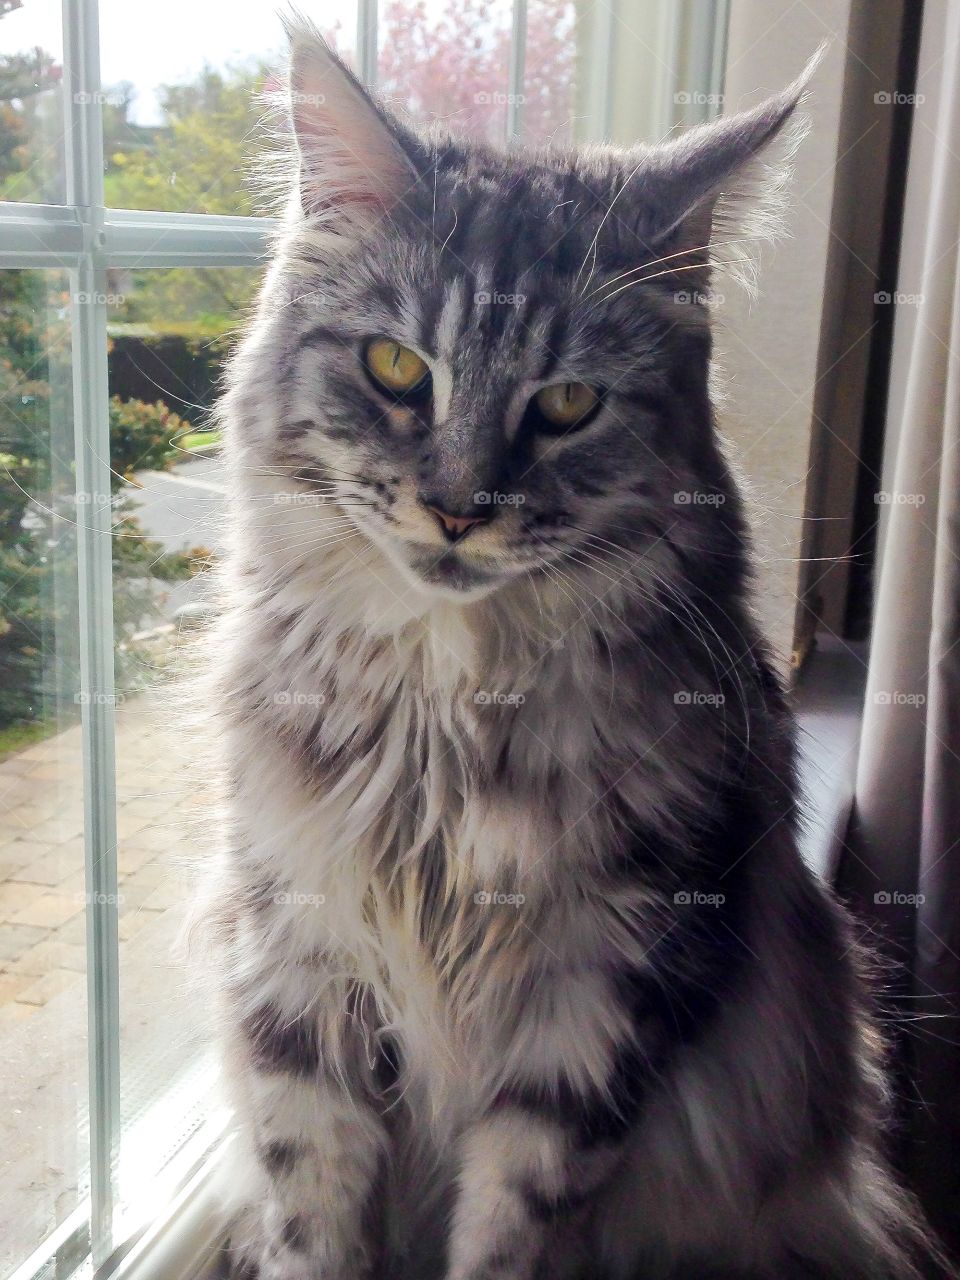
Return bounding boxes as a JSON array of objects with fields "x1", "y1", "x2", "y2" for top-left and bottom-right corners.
[
  {"x1": 574, "y1": 0, "x2": 878, "y2": 671},
  {"x1": 715, "y1": 0, "x2": 853, "y2": 671}
]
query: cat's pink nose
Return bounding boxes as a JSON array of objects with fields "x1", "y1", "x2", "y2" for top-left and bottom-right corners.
[{"x1": 425, "y1": 504, "x2": 489, "y2": 542}]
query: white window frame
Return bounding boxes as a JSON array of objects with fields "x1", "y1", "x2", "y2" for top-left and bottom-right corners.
[{"x1": 0, "y1": 1, "x2": 728, "y2": 1278}]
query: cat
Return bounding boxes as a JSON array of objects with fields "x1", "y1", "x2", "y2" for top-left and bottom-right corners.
[{"x1": 201, "y1": 15, "x2": 950, "y2": 1280}]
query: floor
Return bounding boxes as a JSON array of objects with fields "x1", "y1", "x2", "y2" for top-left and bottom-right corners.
[
  {"x1": 0, "y1": 692, "x2": 213, "y2": 1277},
  {"x1": 0, "y1": 700, "x2": 183, "y2": 1023}
]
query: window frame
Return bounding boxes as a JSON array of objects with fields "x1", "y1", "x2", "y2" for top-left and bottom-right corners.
[{"x1": 0, "y1": 1, "x2": 729, "y2": 1277}]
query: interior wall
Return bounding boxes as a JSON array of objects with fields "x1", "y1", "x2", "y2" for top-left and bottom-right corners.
[
  {"x1": 715, "y1": 0, "x2": 853, "y2": 672},
  {"x1": 800, "y1": 0, "x2": 912, "y2": 642}
]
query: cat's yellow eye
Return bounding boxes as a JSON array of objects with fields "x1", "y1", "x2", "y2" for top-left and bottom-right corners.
[
  {"x1": 534, "y1": 382, "x2": 600, "y2": 430},
  {"x1": 364, "y1": 338, "x2": 430, "y2": 395}
]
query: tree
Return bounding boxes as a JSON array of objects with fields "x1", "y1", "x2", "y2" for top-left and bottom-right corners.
[
  {"x1": 0, "y1": 0, "x2": 578, "y2": 732},
  {"x1": 100, "y1": 0, "x2": 576, "y2": 332},
  {"x1": 0, "y1": 6, "x2": 197, "y2": 732},
  {"x1": 99, "y1": 63, "x2": 268, "y2": 332},
  {"x1": 0, "y1": 32, "x2": 62, "y2": 202},
  {"x1": 0, "y1": 267, "x2": 199, "y2": 726},
  {"x1": 378, "y1": 0, "x2": 575, "y2": 144},
  {"x1": 104, "y1": 64, "x2": 266, "y2": 217}
]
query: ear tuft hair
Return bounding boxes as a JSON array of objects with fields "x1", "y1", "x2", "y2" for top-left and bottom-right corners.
[
  {"x1": 277, "y1": 8, "x2": 417, "y2": 228},
  {"x1": 633, "y1": 42, "x2": 828, "y2": 295}
]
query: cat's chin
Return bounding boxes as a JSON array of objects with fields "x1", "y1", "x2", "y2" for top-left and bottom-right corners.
[
  {"x1": 355, "y1": 520, "x2": 516, "y2": 604},
  {"x1": 370, "y1": 536, "x2": 508, "y2": 602},
  {"x1": 398, "y1": 546, "x2": 509, "y2": 603}
]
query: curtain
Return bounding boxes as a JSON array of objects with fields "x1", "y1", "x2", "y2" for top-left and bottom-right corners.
[{"x1": 841, "y1": 0, "x2": 960, "y2": 1254}]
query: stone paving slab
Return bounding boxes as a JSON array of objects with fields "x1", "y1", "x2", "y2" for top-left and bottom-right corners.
[
  {"x1": 0, "y1": 691, "x2": 214, "y2": 1276},
  {"x1": 0, "y1": 690, "x2": 206, "y2": 1016}
]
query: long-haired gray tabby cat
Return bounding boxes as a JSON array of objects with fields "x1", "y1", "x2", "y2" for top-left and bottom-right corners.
[{"x1": 206, "y1": 16, "x2": 950, "y2": 1280}]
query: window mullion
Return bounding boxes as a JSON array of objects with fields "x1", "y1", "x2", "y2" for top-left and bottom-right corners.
[
  {"x1": 0, "y1": 204, "x2": 273, "y2": 269},
  {"x1": 0, "y1": 202, "x2": 84, "y2": 268},
  {"x1": 102, "y1": 208, "x2": 272, "y2": 267},
  {"x1": 61, "y1": 0, "x2": 121, "y2": 1266},
  {"x1": 578, "y1": 0, "x2": 616, "y2": 142},
  {"x1": 506, "y1": 0, "x2": 528, "y2": 144},
  {"x1": 356, "y1": 0, "x2": 378, "y2": 88}
]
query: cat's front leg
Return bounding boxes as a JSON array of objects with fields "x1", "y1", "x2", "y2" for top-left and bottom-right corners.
[
  {"x1": 226, "y1": 1000, "x2": 388, "y2": 1280},
  {"x1": 446, "y1": 1103, "x2": 620, "y2": 1280}
]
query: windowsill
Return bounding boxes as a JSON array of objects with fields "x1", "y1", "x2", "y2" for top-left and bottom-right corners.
[
  {"x1": 114, "y1": 636, "x2": 873, "y2": 1280},
  {"x1": 96, "y1": 1128, "x2": 233, "y2": 1280},
  {"x1": 2, "y1": 904, "x2": 223, "y2": 1280},
  {"x1": 8, "y1": 636, "x2": 868, "y2": 1280}
]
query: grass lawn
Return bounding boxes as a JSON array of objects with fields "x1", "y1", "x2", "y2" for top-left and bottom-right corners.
[
  {"x1": 177, "y1": 430, "x2": 220, "y2": 453},
  {"x1": 0, "y1": 717, "x2": 62, "y2": 762}
]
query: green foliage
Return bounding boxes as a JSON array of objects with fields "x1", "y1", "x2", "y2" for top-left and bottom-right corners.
[
  {"x1": 0, "y1": 8, "x2": 211, "y2": 732},
  {"x1": 102, "y1": 63, "x2": 267, "y2": 331},
  {"x1": 107, "y1": 329, "x2": 233, "y2": 417},
  {"x1": 0, "y1": 23, "x2": 63, "y2": 203},
  {"x1": 103, "y1": 64, "x2": 266, "y2": 216},
  {"x1": 0, "y1": 273, "x2": 199, "y2": 728},
  {"x1": 108, "y1": 395, "x2": 191, "y2": 477}
]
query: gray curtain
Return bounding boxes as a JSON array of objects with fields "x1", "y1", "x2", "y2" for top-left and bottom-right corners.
[{"x1": 842, "y1": 0, "x2": 960, "y2": 1251}]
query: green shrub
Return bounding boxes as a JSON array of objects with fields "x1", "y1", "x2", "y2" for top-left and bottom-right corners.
[{"x1": 0, "y1": 271, "x2": 202, "y2": 729}]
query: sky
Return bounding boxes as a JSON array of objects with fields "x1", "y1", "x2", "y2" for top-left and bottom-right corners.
[{"x1": 1, "y1": 0, "x2": 358, "y2": 124}]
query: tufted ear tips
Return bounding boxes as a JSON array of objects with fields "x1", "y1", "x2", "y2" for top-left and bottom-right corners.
[
  {"x1": 282, "y1": 9, "x2": 418, "y2": 223},
  {"x1": 630, "y1": 42, "x2": 828, "y2": 292}
]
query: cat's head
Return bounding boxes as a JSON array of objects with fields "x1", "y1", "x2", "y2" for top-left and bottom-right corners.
[{"x1": 233, "y1": 20, "x2": 819, "y2": 607}]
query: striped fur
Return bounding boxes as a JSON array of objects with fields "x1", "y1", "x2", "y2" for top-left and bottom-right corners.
[{"x1": 200, "y1": 22, "x2": 950, "y2": 1280}]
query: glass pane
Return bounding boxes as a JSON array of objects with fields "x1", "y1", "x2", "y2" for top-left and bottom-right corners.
[
  {"x1": 0, "y1": 0, "x2": 66, "y2": 204},
  {"x1": 0, "y1": 269, "x2": 88, "y2": 1273},
  {"x1": 524, "y1": 0, "x2": 577, "y2": 145},
  {"x1": 570, "y1": 0, "x2": 727, "y2": 147},
  {"x1": 105, "y1": 267, "x2": 260, "y2": 1229},
  {"x1": 377, "y1": 0, "x2": 513, "y2": 140},
  {"x1": 96, "y1": 0, "x2": 358, "y2": 216}
]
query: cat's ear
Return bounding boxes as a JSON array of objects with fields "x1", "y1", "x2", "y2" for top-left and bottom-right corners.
[
  {"x1": 634, "y1": 44, "x2": 827, "y2": 293},
  {"x1": 283, "y1": 13, "x2": 417, "y2": 224}
]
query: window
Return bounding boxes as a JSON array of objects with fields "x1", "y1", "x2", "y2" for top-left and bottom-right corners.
[{"x1": 0, "y1": 3, "x2": 729, "y2": 1278}]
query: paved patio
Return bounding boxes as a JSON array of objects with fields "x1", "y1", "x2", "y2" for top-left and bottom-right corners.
[
  {"x1": 0, "y1": 691, "x2": 213, "y2": 1275},
  {"x1": 0, "y1": 698, "x2": 185, "y2": 1019}
]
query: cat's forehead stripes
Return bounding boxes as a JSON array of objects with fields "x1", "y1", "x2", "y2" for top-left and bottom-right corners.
[{"x1": 417, "y1": 153, "x2": 624, "y2": 288}]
